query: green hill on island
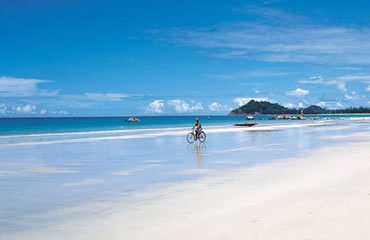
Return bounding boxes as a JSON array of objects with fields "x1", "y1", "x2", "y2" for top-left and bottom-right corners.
[{"x1": 229, "y1": 100, "x2": 370, "y2": 115}]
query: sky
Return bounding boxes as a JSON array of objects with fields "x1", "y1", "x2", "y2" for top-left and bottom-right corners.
[{"x1": 1, "y1": 0, "x2": 370, "y2": 116}]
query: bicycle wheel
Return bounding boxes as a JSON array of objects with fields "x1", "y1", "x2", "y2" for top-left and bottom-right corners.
[
  {"x1": 187, "y1": 132, "x2": 195, "y2": 143},
  {"x1": 198, "y1": 131, "x2": 206, "y2": 143}
]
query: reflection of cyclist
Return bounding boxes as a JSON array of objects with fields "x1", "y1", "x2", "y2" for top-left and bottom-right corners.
[{"x1": 193, "y1": 118, "x2": 202, "y2": 139}]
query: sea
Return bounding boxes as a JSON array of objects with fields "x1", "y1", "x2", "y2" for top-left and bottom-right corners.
[{"x1": 1, "y1": 114, "x2": 370, "y2": 136}]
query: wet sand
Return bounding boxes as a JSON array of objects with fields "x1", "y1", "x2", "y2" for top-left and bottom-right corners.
[{"x1": 1, "y1": 120, "x2": 370, "y2": 239}]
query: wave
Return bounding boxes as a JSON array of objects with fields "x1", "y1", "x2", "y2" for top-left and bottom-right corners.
[{"x1": 0, "y1": 126, "x2": 195, "y2": 139}]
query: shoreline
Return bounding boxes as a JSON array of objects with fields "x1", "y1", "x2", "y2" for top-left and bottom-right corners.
[
  {"x1": 0, "y1": 122, "x2": 333, "y2": 147},
  {"x1": 1, "y1": 115, "x2": 370, "y2": 137},
  {"x1": 0, "y1": 118, "x2": 345, "y2": 139},
  {"x1": 4, "y1": 134, "x2": 370, "y2": 239}
]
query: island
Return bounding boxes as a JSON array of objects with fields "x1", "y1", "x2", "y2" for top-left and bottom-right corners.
[{"x1": 229, "y1": 100, "x2": 370, "y2": 115}]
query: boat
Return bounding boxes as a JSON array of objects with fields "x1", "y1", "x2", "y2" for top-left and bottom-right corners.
[{"x1": 234, "y1": 123, "x2": 257, "y2": 127}]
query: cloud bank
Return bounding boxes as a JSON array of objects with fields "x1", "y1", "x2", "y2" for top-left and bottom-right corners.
[
  {"x1": 15, "y1": 104, "x2": 36, "y2": 113},
  {"x1": 208, "y1": 102, "x2": 232, "y2": 112},
  {"x1": 146, "y1": 99, "x2": 204, "y2": 114},
  {"x1": 169, "y1": 6, "x2": 370, "y2": 65},
  {"x1": 146, "y1": 100, "x2": 165, "y2": 113},
  {"x1": 0, "y1": 76, "x2": 58, "y2": 97},
  {"x1": 233, "y1": 97, "x2": 269, "y2": 107}
]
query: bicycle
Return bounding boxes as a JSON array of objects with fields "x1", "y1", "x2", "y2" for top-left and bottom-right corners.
[{"x1": 187, "y1": 129, "x2": 206, "y2": 143}]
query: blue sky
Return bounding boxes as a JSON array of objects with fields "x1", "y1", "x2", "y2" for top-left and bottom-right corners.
[{"x1": 1, "y1": 0, "x2": 370, "y2": 116}]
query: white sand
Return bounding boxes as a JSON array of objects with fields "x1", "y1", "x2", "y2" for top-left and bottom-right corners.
[{"x1": 6, "y1": 140, "x2": 370, "y2": 240}]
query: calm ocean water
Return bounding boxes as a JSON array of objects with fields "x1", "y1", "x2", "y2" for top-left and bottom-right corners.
[{"x1": 1, "y1": 114, "x2": 370, "y2": 136}]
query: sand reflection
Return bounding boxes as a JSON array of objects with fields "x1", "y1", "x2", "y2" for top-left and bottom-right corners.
[{"x1": 192, "y1": 143, "x2": 206, "y2": 166}]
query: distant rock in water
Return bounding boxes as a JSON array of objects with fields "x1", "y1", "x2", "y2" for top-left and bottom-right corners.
[{"x1": 126, "y1": 117, "x2": 141, "y2": 122}]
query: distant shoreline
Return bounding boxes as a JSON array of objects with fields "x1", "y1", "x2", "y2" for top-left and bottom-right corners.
[
  {"x1": 229, "y1": 100, "x2": 370, "y2": 115},
  {"x1": 1, "y1": 114, "x2": 370, "y2": 136}
]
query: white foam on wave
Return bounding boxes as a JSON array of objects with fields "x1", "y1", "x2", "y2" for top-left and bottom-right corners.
[
  {"x1": 0, "y1": 121, "x2": 332, "y2": 139},
  {"x1": 0, "y1": 126, "x2": 193, "y2": 139}
]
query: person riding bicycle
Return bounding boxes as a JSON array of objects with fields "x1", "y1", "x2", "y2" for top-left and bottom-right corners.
[
  {"x1": 186, "y1": 118, "x2": 206, "y2": 143},
  {"x1": 192, "y1": 118, "x2": 202, "y2": 139}
]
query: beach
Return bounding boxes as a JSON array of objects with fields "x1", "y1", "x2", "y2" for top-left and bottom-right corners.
[
  {"x1": 4, "y1": 0, "x2": 370, "y2": 238},
  {"x1": 1, "y1": 119, "x2": 370, "y2": 239}
]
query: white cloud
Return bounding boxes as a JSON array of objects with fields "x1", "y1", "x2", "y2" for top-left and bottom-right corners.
[
  {"x1": 146, "y1": 99, "x2": 204, "y2": 114},
  {"x1": 298, "y1": 102, "x2": 305, "y2": 108},
  {"x1": 0, "y1": 76, "x2": 58, "y2": 97},
  {"x1": 300, "y1": 74, "x2": 370, "y2": 93},
  {"x1": 40, "y1": 109, "x2": 47, "y2": 115},
  {"x1": 244, "y1": 5, "x2": 304, "y2": 23},
  {"x1": 316, "y1": 101, "x2": 326, "y2": 108},
  {"x1": 335, "y1": 74, "x2": 370, "y2": 92},
  {"x1": 336, "y1": 74, "x2": 370, "y2": 82},
  {"x1": 210, "y1": 70, "x2": 292, "y2": 79},
  {"x1": 208, "y1": 102, "x2": 231, "y2": 112},
  {"x1": 286, "y1": 88, "x2": 309, "y2": 96},
  {"x1": 336, "y1": 102, "x2": 344, "y2": 108},
  {"x1": 59, "y1": 95, "x2": 100, "y2": 108},
  {"x1": 233, "y1": 97, "x2": 268, "y2": 107},
  {"x1": 58, "y1": 110, "x2": 68, "y2": 115},
  {"x1": 146, "y1": 100, "x2": 165, "y2": 113},
  {"x1": 84, "y1": 93, "x2": 131, "y2": 101},
  {"x1": 299, "y1": 76, "x2": 324, "y2": 84},
  {"x1": 169, "y1": 7, "x2": 370, "y2": 65},
  {"x1": 16, "y1": 104, "x2": 36, "y2": 113},
  {"x1": 168, "y1": 100, "x2": 203, "y2": 113},
  {"x1": 56, "y1": 92, "x2": 135, "y2": 109},
  {"x1": 0, "y1": 104, "x2": 7, "y2": 114},
  {"x1": 50, "y1": 110, "x2": 68, "y2": 115},
  {"x1": 344, "y1": 91, "x2": 359, "y2": 100},
  {"x1": 283, "y1": 103, "x2": 295, "y2": 108}
]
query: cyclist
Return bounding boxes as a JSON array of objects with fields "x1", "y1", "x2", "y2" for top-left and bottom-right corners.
[{"x1": 192, "y1": 118, "x2": 202, "y2": 139}]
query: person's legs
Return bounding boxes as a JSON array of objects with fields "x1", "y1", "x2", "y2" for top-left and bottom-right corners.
[{"x1": 196, "y1": 128, "x2": 201, "y2": 139}]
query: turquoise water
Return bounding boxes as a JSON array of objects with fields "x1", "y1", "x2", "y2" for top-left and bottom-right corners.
[
  {"x1": 0, "y1": 116, "x2": 243, "y2": 135},
  {"x1": 1, "y1": 114, "x2": 370, "y2": 136}
]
